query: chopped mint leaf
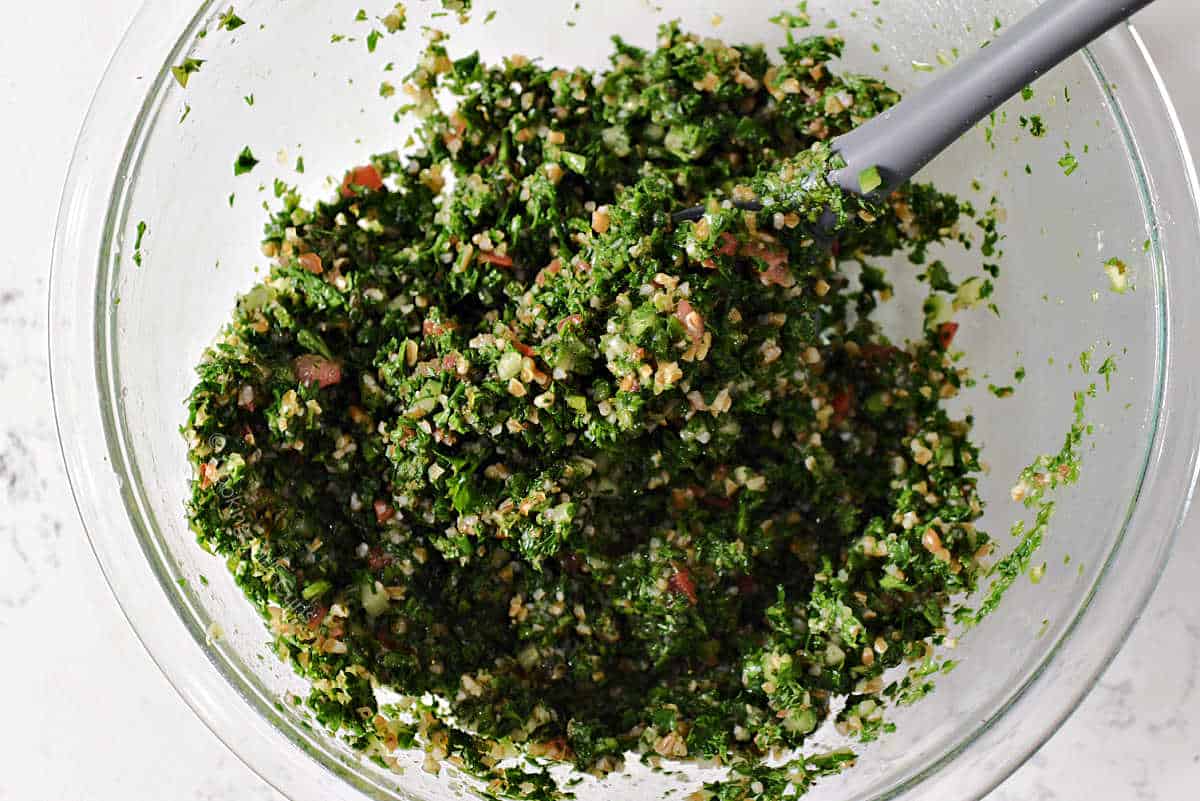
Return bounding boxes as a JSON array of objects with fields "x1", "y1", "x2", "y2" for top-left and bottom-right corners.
[
  {"x1": 171, "y1": 57, "x2": 205, "y2": 88},
  {"x1": 234, "y1": 146, "x2": 259, "y2": 176},
  {"x1": 484, "y1": 9, "x2": 497, "y2": 23},
  {"x1": 355, "y1": 8, "x2": 368, "y2": 21},
  {"x1": 1020, "y1": 85, "x2": 1034, "y2": 101},
  {"x1": 366, "y1": 29, "x2": 382, "y2": 52},
  {"x1": 244, "y1": 93, "x2": 255, "y2": 106},
  {"x1": 911, "y1": 61, "x2": 935, "y2": 72},
  {"x1": 179, "y1": 104, "x2": 191, "y2": 124},
  {"x1": 295, "y1": 156, "x2": 305, "y2": 174}
]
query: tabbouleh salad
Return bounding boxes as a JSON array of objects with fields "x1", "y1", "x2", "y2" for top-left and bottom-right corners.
[{"x1": 183, "y1": 15, "x2": 1059, "y2": 800}]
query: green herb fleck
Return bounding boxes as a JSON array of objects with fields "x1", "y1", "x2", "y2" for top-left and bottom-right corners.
[
  {"x1": 171, "y1": 58, "x2": 205, "y2": 89},
  {"x1": 858, "y1": 165, "x2": 882, "y2": 194},
  {"x1": 1104, "y1": 257, "x2": 1130, "y2": 293},
  {"x1": 1058, "y1": 151, "x2": 1079, "y2": 176},
  {"x1": 1098, "y1": 356, "x2": 1117, "y2": 391},
  {"x1": 219, "y1": 7, "x2": 245, "y2": 31},
  {"x1": 234, "y1": 146, "x2": 259, "y2": 176},
  {"x1": 133, "y1": 220, "x2": 148, "y2": 267}
]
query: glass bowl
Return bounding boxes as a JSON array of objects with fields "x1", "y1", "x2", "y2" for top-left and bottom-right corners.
[{"x1": 50, "y1": 1, "x2": 1200, "y2": 800}]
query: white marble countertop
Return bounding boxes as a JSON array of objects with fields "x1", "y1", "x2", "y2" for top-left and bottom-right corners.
[{"x1": 1, "y1": 2, "x2": 1198, "y2": 799}]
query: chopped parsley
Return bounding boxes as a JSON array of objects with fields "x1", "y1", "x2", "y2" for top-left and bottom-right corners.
[
  {"x1": 133, "y1": 220, "x2": 148, "y2": 267},
  {"x1": 219, "y1": 6, "x2": 245, "y2": 31},
  {"x1": 1058, "y1": 151, "x2": 1079, "y2": 176},
  {"x1": 1018, "y1": 114, "x2": 1046, "y2": 137},
  {"x1": 170, "y1": 57, "x2": 205, "y2": 89},
  {"x1": 184, "y1": 21, "x2": 1058, "y2": 800},
  {"x1": 233, "y1": 146, "x2": 259, "y2": 176}
]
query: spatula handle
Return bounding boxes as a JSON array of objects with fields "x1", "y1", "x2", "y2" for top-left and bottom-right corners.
[{"x1": 830, "y1": 0, "x2": 1156, "y2": 196}]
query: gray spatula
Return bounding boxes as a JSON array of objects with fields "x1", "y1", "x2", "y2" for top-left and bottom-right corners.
[{"x1": 673, "y1": 0, "x2": 1156, "y2": 223}]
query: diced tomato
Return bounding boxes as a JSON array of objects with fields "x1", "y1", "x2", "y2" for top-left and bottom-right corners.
[
  {"x1": 294, "y1": 354, "x2": 342, "y2": 388},
  {"x1": 674, "y1": 299, "x2": 705, "y2": 343},
  {"x1": 367, "y1": 546, "x2": 394, "y2": 571},
  {"x1": 556, "y1": 314, "x2": 583, "y2": 333},
  {"x1": 560, "y1": 552, "x2": 584, "y2": 574},
  {"x1": 340, "y1": 164, "x2": 384, "y2": 198},
  {"x1": 535, "y1": 259, "x2": 562, "y2": 287},
  {"x1": 374, "y1": 499, "x2": 396, "y2": 524},
  {"x1": 734, "y1": 574, "x2": 757, "y2": 595},
  {"x1": 937, "y1": 321, "x2": 960, "y2": 350},
  {"x1": 478, "y1": 251, "x2": 514, "y2": 268},
  {"x1": 668, "y1": 569, "x2": 699, "y2": 606},
  {"x1": 307, "y1": 604, "x2": 329, "y2": 629},
  {"x1": 537, "y1": 737, "x2": 574, "y2": 762},
  {"x1": 376, "y1": 627, "x2": 400, "y2": 651},
  {"x1": 700, "y1": 494, "x2": 733, "y2": 510},
  {"x1": 297, "y1": 252, "x2": 323, "y2": 274},
  {"x1": 832, "y1": 388, "x2": 853, "y2": 423},
  {"x1": 758, "y1": 262, "x2": 796, "y2": 288},
  {"x1": 422, "y1": 319, "x2": 458, "y2": 337},
  {"x1": 742, "y1": 240, "x2": 789, "y2": 269},
  {"x1": 198, "y1": 462, "x2": 218, "y2": 490},
  {"x1": 716, "y1": 232, "x2": 739, "y2": 256},
  {"x1": 860, "y1": 343, "x2": 902, "y2": 363}
]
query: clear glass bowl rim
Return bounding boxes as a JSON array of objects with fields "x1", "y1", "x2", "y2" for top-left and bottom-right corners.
[{"x1": 48, "y1": 2, "x2": 1200, "y2": 800}]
